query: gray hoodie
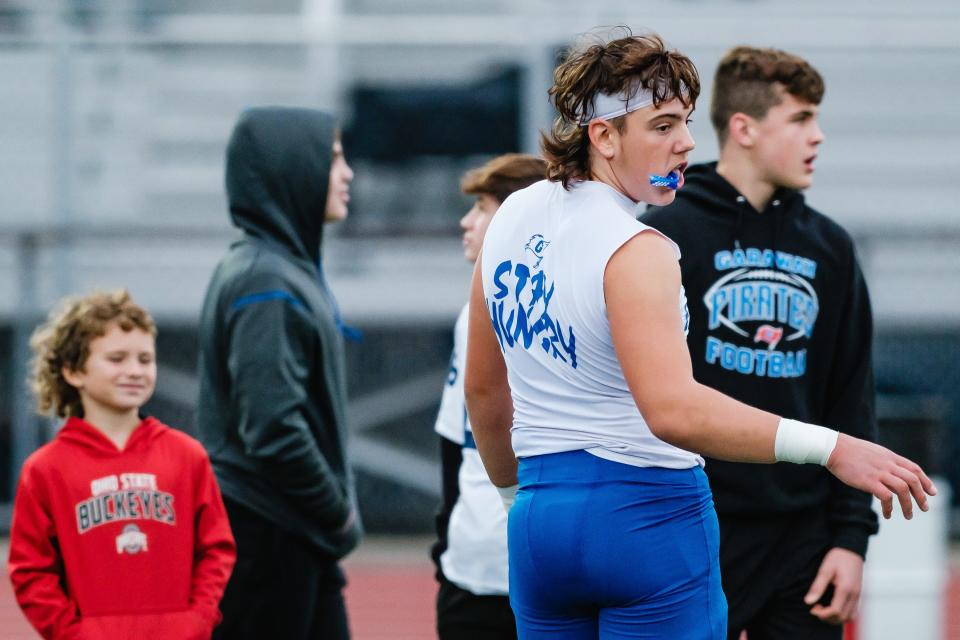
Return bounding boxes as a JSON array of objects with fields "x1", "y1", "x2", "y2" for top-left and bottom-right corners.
[{"x1": 196, "y1": 107, "x2": 361, "y2": 559}]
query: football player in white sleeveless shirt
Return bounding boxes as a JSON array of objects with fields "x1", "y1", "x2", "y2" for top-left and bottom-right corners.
[{"x1": 463, "y1": 32, "x2": 935, "y2": 640}]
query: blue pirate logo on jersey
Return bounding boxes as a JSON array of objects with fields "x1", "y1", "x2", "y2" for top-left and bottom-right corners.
[
  {"x1": 703, "y1": 247, "x2": 819, "y2": 378},
  {"x1": 488, "y1": 234, "x2": 577, "y2": 368},
  {"x1": 524, "y1": 234, "x2": 551, "y2": 268}
]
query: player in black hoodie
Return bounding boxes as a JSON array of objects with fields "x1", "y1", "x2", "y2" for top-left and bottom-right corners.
[
  {"x1": 642, "y1": 47, "x2": 879, "y2": 640},
  {"x1": 198, "y1": 107, "x2": 361, "y2": 640}
]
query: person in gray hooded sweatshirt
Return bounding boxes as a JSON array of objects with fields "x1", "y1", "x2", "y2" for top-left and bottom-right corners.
[{"x1": 197, "y1": 106, "x2": 360, "y2": 640}]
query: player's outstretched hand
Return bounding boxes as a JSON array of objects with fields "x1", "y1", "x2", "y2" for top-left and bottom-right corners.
[{"x1": 826, "y1": 434, "x2": 937, "y2": 519}]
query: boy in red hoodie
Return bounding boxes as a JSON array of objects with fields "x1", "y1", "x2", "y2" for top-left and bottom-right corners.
[{"x1": 8, "y1": 289, "x2": 236, "y2": 640}]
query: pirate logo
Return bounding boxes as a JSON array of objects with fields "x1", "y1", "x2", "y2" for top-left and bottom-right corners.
[
  {"x1": 704, "y1": 268, "x2": 818, "y2": 343},
  {"x1": 753, "y1": 324, "x2": 784, "y2": 350}
]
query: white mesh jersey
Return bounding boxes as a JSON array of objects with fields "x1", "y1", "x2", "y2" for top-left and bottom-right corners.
[
  {"x1": 434, "y1": 304, "x2": 509, "y2": 595},
  {"x1": 479, "y1": 179, "x2": 703, "y2": 469}
]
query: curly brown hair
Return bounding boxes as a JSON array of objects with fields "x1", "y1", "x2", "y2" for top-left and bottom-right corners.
[
  {"x1": 711, "y1": 46, "x2": 825, "y2": 146},
  {"x1": 460, "y1": 153, "x2": 547, "y2": 204},
  {"x1": 30, "y1": 289, "x2": 156, "y2": 418},
  {"x1": 541, "y1": 29, "x2": 701, "y2": 188}
]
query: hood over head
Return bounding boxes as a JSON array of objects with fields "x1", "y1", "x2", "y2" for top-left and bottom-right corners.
[{"x1": 225, "y1": 106, "x2": 337, "y2": 264}]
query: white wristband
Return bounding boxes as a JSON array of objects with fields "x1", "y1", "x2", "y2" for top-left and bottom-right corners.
[
  {"x1": 774, "y1": 418, "x2": 839, "y2": 466},
  {"x1": 496, "y1": 484, "x2": 519, "y2": 512}
]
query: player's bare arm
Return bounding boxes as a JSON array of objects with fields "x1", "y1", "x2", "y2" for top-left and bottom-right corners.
[
  {"x1": 606, "y1": 230, "x2": 935, "y2": 518},
  {"x1": 464, "y1": 255, "x2": 517, "y2": 489}
]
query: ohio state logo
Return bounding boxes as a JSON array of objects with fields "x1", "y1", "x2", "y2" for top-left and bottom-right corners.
[{"x1": 116, "y1": 524, "x2": 148, "y2": 555}]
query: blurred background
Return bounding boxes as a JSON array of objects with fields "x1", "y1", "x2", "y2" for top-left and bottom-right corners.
[{"x1": 0, "y1": 0, "x2": 957, "y2": 637}]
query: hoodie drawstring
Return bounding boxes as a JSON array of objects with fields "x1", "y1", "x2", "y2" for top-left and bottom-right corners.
[
  {"x1": 771, "y1": 198, "x2": 782, "y2": 262},
  {"x1": 733, "y1": 196, "x2": 747, "y2": 252},
  {"x1": 733, "y1": 195, "x2": 784, "y2": 266}
]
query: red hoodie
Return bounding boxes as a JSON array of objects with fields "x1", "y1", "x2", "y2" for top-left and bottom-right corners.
[{"x1": 8, "y1": 416, "x2": 236, "y2": 640}]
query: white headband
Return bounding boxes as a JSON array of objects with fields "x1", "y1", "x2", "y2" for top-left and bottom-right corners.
[{"x1": 577, "y1": 82, "x2": 688, "y2": 126}]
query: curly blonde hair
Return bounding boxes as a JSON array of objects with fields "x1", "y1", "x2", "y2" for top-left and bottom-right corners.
[
  {"x1": 541, "y1": 29, "x2": 701, "y2": 188},
  {"x1": 30, "y1": 289, "x2": 156, "y2": 418}
]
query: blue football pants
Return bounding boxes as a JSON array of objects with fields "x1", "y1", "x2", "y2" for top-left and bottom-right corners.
[{"x1": 508, "y1": 450, "x2": 727, "y2": 639}]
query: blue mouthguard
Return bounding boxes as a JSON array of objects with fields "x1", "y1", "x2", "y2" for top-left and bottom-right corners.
[{"x1": 649, "y1": 171, "x2": 680, "y2": 190}]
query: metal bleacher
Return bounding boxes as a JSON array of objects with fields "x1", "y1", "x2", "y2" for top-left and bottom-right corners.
[
  {"x1": 0, "y1": 1, "x2": 957, "y2": 323},
  {"x1": 0, "y1": 0, "x2": 958, "y2": 531}
]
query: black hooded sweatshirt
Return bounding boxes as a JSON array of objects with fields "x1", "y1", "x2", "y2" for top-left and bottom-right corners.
[
  {"x1": 196, "y1": 107, "x2": 361, "y2": 559},
  {"x1": 641, "y1": 162, "x2": 878, "y2": 557}
]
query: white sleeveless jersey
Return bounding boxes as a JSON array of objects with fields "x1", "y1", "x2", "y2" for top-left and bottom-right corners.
[
  {"x1": 479, "y1": 179, "x2": 703, "y2": 469},
  {"x1": 434, "y1": 304, "x2": 509, "y2": 595}
]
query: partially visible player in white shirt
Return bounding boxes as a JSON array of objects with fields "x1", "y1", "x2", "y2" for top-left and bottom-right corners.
[{"x1": 432, "y1": 153, "x2": 547, "y2": 640}]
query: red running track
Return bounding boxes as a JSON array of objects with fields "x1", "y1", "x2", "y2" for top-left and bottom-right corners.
[
  {"x1": 0, "y1": 536, "x2": 439, "y2": 640},
  {"x1": 0, "y1": 537, "x2": 957, "y2": 640}
]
